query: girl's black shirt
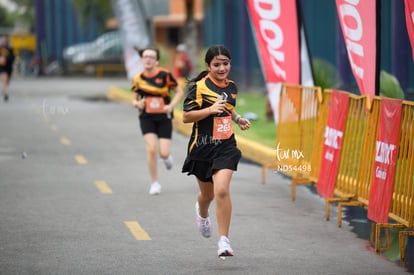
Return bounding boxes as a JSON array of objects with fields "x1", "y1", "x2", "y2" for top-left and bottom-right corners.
[
  {"x1": 131, "y1": 67, "x2": 178, "y2": 119},
  {"x1": 183, "y1": 75, "x2": 238, "y2": 159},
  {"x1": 0, "y1": 45, "x2": 15, "y2": 72}
]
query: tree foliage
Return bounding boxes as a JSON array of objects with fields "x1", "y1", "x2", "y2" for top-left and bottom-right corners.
[
  {"x1": 10, "y1": 0, "x2": 34, "y2": 28},
  {"x1": 72, "y1": 0, "x2": 113, "y2": 32},
  {"x1": 0, "y1": 0, "x2": 34, "y2": 30},
  {"x1": 379, "y1": 70, "x2": 405, "y2": 99},
  {"x1": 184, "y1": 0, "x2": 197, "y2": 75},
  {"x1": 0, "y1": 6, "x2": 13, "y2": 27},
  {"x1": 312, "y1": 58, "x2": 341, "y2": 91}
]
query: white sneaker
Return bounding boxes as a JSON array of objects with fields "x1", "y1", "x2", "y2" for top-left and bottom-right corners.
[
  {"x1": 149, "y1": 182, "x2": 161, "y2": 195},
  {"x1": 217, "y1": 236, "x2": 234, "y2": 257},
  {"x1": 195, "y1": 202, "x2": 212, "y2": 238},
  {"x1": 163, "y1": 155, "x2": 173, "y2": 170}
]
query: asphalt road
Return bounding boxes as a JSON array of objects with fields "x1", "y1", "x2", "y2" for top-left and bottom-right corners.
[{"x1": 0, "y1": 77, "x2": 409, "y2": 274}]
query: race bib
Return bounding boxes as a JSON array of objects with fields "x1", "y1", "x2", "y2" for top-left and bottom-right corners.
[
  {"x1": 145, "y1": 97, "x2": 165, "y2": 113},
  {"x1": 213, "y1": 116, "x2": 233, "y2": 140}
]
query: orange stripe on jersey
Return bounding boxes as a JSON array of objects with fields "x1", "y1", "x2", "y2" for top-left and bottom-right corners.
[
  {"x1": 131, "y1": 67, "x2": 177, "y2": 98},
  {"x1": 189, "y1": 123, "x2": 199, "y2": 152}
]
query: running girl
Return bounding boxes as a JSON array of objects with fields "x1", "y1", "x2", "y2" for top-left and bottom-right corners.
[
  {"x1": 132, "y1": 46, "x2": 184, "y2": 195},
  {"x1": 0, "y1": 35, "x2": 15, "y2": 102},
  {"x1": 182, "y1": 45, "x2": 251, "y2": 257}
]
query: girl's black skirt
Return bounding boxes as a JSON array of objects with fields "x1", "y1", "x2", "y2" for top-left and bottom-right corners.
[{"x1": 182, "y1": 136, "x2": 241, "y2": 183}]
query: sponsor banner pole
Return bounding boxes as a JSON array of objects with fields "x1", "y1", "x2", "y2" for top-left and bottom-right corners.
[
  {"x1": 375, "y1": 1, "x2": 381, "y2": 97},
  {"x1": 316, "y1": 91, "x2": 350, "y2": 198},
  {"x1": 111, "y1": 0, "x2": 150, "y2": 79},
  {"x1": 405, "y1": 0, "x2": 414, "y2": 61},
  {"x1": 367, "y1": 99, "x2": 403, "y2": 223},
  {"x1": 297, "y1": 0, "x2": 314, "y2": 87}
]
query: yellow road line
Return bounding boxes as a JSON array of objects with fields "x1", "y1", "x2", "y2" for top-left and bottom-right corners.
[
  {"x1": 74, "y1": 154, "x2": 88, "y2": 164},
  {"x1": 60, "y1": 137, "x2": 71, "y2": 145},
  {"x1": 124, "y1": 221, "x2": 151, "y2": 240},
  {"x1": 94, "y1": 180, "x2": 112, "y2": 194}
]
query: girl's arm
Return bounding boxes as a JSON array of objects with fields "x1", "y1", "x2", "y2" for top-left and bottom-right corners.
[
  {"x1": 231, "y1": 109, "x2": 251, "y2": 131},
  {"x1": 182, "y1": 100, "x2": 226, "y2": 123},
  {"x1": 164, "y1": 85, "x2": 185, "y2": 114},
  {"x1": 132, "y1": 92, "x2": 145, "y2": 110}
]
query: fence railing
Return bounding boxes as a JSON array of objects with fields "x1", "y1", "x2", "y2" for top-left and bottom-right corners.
[{"x1": 271, "y1": 84, "x2": 414, "y2": 267}]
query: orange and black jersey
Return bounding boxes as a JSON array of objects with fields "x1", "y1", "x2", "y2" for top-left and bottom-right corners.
[
  {"x1": 183, "y1": 75, "x2": 238, "y2": 156},
  {"x1": 0, "y1": 45, "x2": 14, "y2": 72},
  {"x1": 131, "y1": 67, "x2": 178, "y2": 118}
]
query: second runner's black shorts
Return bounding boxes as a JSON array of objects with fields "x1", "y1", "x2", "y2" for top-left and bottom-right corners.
[{"x1": 139, "y1": 116, "x2": 172, "y2": 139}]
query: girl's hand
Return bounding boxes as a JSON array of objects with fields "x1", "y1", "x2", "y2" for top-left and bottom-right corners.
[
  {"x1": 209, "y1": 100, "x2": 226, "y2": 114},
  {"x1": 238, "y1": 117, "x2": 251, "y2": 130},
  {"x1": 163, "y1": 104, "x2": 173, "y2": 114},
  {"x1": 132, "y1": 98, "x2": 145, "y2": 110}
]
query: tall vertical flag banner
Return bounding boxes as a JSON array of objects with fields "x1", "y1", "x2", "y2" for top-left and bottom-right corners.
[
  {"x1": 336, "y1": 0, "x2": 380, "y2": 102},
  {"x1": 367, "y1": 99, "x2": 402, "y2": 223},
  {"x1": 111, "y1": 0, "x2": 150, "y2": 79},
  {"x1": 405, "y1": 0, "x2": 414, "y2": 61},
  {"x1": 317, "y1": 91, "x2": 350, "y2": 198},
  {"x1": 247, "y1": 0, "x2": 313, "y2": 123}
]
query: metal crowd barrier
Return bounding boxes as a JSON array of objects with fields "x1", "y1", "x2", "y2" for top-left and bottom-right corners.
[
  {"x1": 325, "y1": 93, "x2": 380, "y2": 223},
  {"x1": 262, "y1": 84, "x2": 321, "y2": 189},
  {"x1": 95, "y1": 64, "x2": 125, "y2": 77},
  {"x1": 290, "y1": 88, "x2": 329, "y2": 200},
  {"x1": 273, "y1": 84, "x2": 413, "y2": 267},
  {"x1": 375, "y1": 100, "x2": 414, "y2": 267}
]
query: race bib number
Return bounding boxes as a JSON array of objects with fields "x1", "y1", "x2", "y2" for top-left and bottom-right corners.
[
  {"x1": 145, "y1": 97, "x2": 165, "y2": 113},
  {"x1": 213, "y1": 116, "x2": 233, "y2": 140}
]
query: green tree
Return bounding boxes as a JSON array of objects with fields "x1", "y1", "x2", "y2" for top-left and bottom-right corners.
[
  {"x1": 312, "y1": 58, "x2": 341, "y2": 91},
  {"x1": 379, "y1": 70, "x2": 405, "y2": 99},
  {"x1": 184, "y1": 0, "x2": 197, "y2": 76},
  {"x1": 72, "y1": 0, "x2": 113, "y2": 33},
  {"x1": 13, "y1": 0, "x2": 35, "y2": 28},
  {"x1": 0, "y1": 6, "x2": 13, "y2": 28}
]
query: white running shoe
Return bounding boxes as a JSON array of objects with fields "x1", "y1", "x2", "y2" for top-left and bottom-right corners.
[
  {"x1": 195, "y1": 202, "x2": 212, "y2": 238},
  {"x1": 149, "y1": 182, "x2": 161, "y2": 195},
  {"x1": 217, "y1": 236, "x2": 234, "y2": 257},
  {"x1": 163, "y1": 155, "x2": 174, "y2": 170}
]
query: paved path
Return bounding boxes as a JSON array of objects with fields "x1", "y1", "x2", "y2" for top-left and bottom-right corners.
[{"x1": 0, "y1": 77, "x2": 409, "y2": 274}]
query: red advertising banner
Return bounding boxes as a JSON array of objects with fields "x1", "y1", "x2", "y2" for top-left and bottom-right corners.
[
  {"x1": 247, "y1": 0, "x2": 300, "y2": 122},
  {"x1": 247, "y1": 0, "x2": 299, "y2": 83},
  {"x1": 336, "y1": 0, "x2": 377, "y2": 101},
  {"x1": 405, "y1": 0, "x2": 414, "y2": 61},
  {"x1": 367, "y1": 99, "x2": 402, "y2": 224},
  {"x1": 317, "y1": 91, "x2": 350, "y2": 198}
]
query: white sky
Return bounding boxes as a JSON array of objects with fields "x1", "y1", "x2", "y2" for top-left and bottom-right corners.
[{"x1": 0, "y1": 0, "x2": 18, "y2": 12}]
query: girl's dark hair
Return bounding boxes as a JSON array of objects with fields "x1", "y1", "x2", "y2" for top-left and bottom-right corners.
[
  {"x1": 187, "y1": 45, "x2": 231, "y2": 88},
  {"x1": 136, "y1": 46, "x2": 160, "y2": 61}
]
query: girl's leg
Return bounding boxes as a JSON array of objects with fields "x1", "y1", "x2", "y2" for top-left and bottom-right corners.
[
  {"x1": 143, "y1": 133, "x2": 158, "y2": 183},
  {"x1": 1, "y1": 73, "x2": 7, "y2": 97},
  {"x1": 158, "y1": 118, "x2": 173, "y2": 169},
  {"x1": 197, "y1": 178, "x2": 214, "y2": 217},
  {"x1": 158, "y1": 138, "x2": 171, "y2": 159},
  {"x1": 212, "y1": 169, "x2": 233, "y2": 237}
]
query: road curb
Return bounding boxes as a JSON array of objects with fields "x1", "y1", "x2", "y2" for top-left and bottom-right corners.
[{"x1": 107, "y1": 87, "x2": 275, "y2": 166}]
